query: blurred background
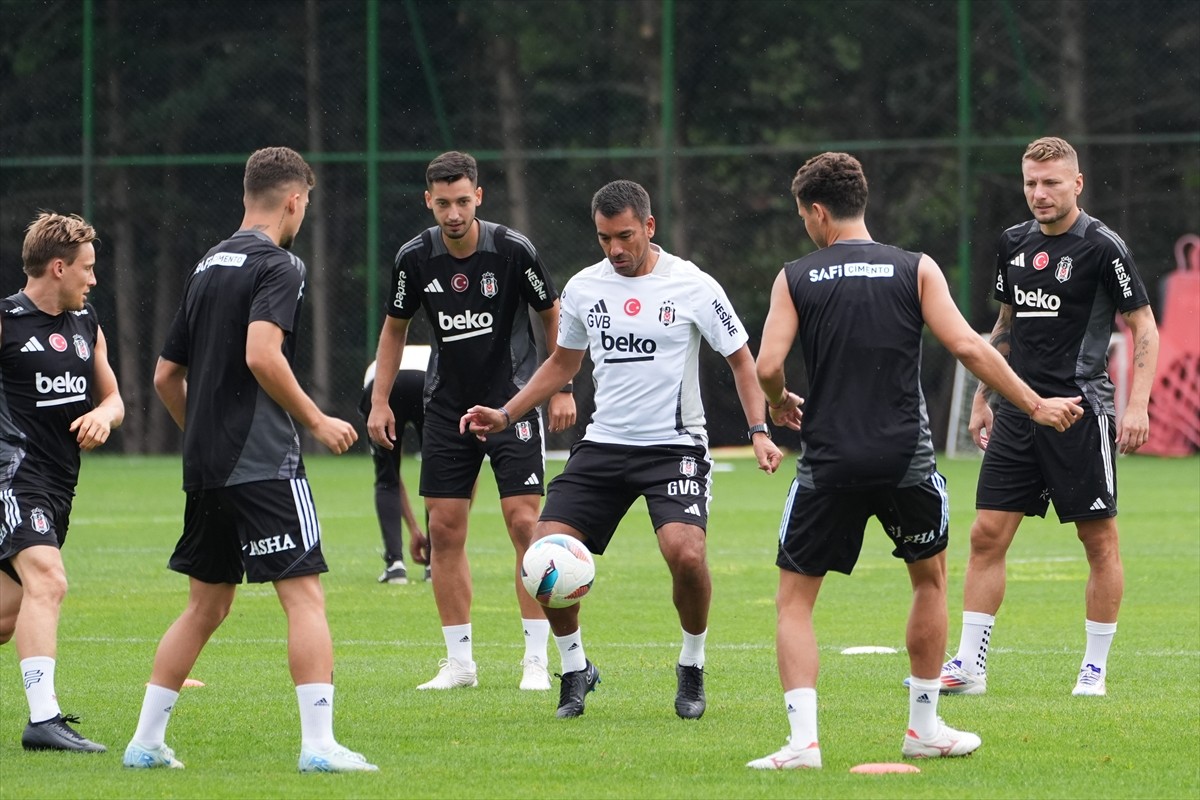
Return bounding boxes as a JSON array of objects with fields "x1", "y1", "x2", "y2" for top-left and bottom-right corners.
[{"x1": 2, "y1": 0, "x2": 1197, "y2": 454}]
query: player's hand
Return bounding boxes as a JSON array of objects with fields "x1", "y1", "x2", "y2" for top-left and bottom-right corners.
[
  {"x1": 1116, "y1": 402, "x2": 1150, "y2": 454},
  {"x1": 410, "y1": 530, "x2": 430, "y2": 565},
  {"x1": 460, "y1": 405, "x2": 506, "y2": 441},
  {"x1": 367, "y1": 403, "x2": 396, "y2": 450},
  {"x1": 1030, "y1": 396, "x2": 1084, "y2": 433},
  {"x1": 753, "y1": 435, "x2": 783, "y2": 474},
  {"x1": 548, "y1": 392, "x2": 577, "y2": 433},
  {"x1": 70, "y1": 408, "x2": 116, "y2": 450},
  {"x1": 768, "y1": 392, "x2": 803, "y2": 432},
  {"x1": 968, "y1": 393, "x2": 994, "y2": 450},
  {"x1": 312, "y1": 415, "x2": 358, "y2": 454}
]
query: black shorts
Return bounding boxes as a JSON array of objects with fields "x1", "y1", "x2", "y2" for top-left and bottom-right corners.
[
  {"x1": 170, "y1": 478, "x2": 329, "y2": 584},
  {"x1": 976, "y1": 409, "x2": 1117, "y2": 523},
  {"x1": 776, "y1": 471, "x2": 950, "y2": 577},
  {"x1": 419, "y1": 413, "x2": 545, "y2": 499},
  {"x1": 540, "y1": 440, "x2": 711, "y2": 555},
  {"x1": 0, "y1": 488, "x2": 73, "y2": 583}
]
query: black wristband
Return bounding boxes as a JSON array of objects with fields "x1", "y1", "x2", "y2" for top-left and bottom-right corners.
[{"x1": 559, "y1": 383, "x2": 574, "y2": 394}]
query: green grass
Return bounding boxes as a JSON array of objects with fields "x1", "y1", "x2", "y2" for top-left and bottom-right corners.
[{"x1": 1, "y1": 453, "x2": 1197, "y2": 799}]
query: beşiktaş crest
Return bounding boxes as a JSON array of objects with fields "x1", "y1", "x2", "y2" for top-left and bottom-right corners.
[
  {"x1": 1055, "y1": 256, "x2": 1073, "y2": 283},
  {"x1": 679, "y1": 456, "x2": 697, "y2": 477},
  {"x1": 480, "y1": 271, "x2": 498, "y2": 298},
  {"x1": 658, "y1": 300, "x2": 676, "y2": 326},
  {"x1": 515, "y1": 420, "x2": 532, "y2": 442},
  {"x1": 72, "y1": 334, "x2": 90, "y2": 360}
]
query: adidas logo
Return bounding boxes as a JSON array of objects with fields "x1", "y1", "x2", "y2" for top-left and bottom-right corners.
[
  {"x1": 524, "y1": 473, "x2": 539, "y2": 486},
  {"x1": 567, "y1": 643, "x2": 580, "y2": 651},
  {"x1": 1009, "y1": 253, "x2": 1026, "y2": 268},
  {"x1": 20, "y1": 337, "x2": 44, "y2": 352},
  {"x1": 163, "y1": 705, "x2": 174, "y2": 713},
  {"x1": 916, "y1": 693, "x2": 931, "y2": 704},
  {"x1": 683, "y1": 504, "x2": 701, "y2": 516},
  {"x1": 1089, "y1": 497, "x2": 1107, "y2": 511},
  {"x1": 314, "y1": 698, "x2": 330, "y2": 707},
  {"x1": 589, "y1": 300, "x2": 609, "y2": 314},
  {"x1": 786, "y1": 703, "x2": 796, "y2": 713},
  {"x1": 459, "y1": 635, "x2": 471, "y2": 643},
  {"x1": 425, "y1": 279, "x2": 445, "y2": 293}
]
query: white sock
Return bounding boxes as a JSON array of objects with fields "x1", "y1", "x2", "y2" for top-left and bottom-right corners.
[
  {"x1": 679, "y1": 627, "x2": 707, "y2": 669},
  {"x1": 554, "y1": 629, "x2": 587, "y2": 674},
  {"x1": 443, "y1": 623, "x2": 473, "y2": 664},
  {"x1": 296, "y1": 683, "x2": 336, "y2": 752},
  {"x1": 132, "y1": 684, "x2": 180, "y2": 748},
  {"x1": 1082, "y1": 619, "x2": 1117, "y2": 672},
  {"x1": 954, "y1": 611, "x2": 995, "y2": 675},
  {"x1": 20, "y1": 656, "x2": 60, "y2": 723},
  {"x1": 784, "y1": 687, "x2": 818, "y2": 748},
  {"x1": 907, "y1": 676, "x2": 941, "y2": 739},
  {"x1": 522, "y1": 619, "x2": 550, "y2": 663}
]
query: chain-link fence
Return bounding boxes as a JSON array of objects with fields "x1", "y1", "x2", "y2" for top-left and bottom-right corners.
[{"x1": 3, "y1": 0, "x2": 1197, "y2": 454}]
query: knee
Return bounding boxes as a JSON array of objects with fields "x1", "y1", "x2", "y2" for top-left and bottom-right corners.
[
  {"x1": 668, "y1": 539, "x2": 708, "y2": 576},
  {"x1": 25, "y1": 568, "x2": 68, "y2": 608},
  {"x1": 1078, "y1": 526, "x2": 1121, "y2": 565},
  {"x1": 0, "y1": 616, "x2": 15, "y2": 645},
  {"x1": 188, "y1": 597, "x2": 233, "y2": 633},
  {"x1": 968, "y1": 520, "x2": 1010, "y2": 558}
]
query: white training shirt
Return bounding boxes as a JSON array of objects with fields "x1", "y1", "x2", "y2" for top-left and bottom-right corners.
[{"x1": 558, "y1": 245, "x2": 748, "y2": 447}]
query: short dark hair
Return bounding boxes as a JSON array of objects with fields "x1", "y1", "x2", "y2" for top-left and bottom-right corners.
[
  {"x1": 243, "y1": 147, "x2": 315, "y2": 199},
  {"x1": 790, "y1": 152, "x2": 869, "y2": 220},
  {"x1": 426, "y1": 151, "x2": 478, "y2": 187},
  {"x1": 22, "y1": 212, "x2": 98, "y2": 277},
  {"x1": 591, "y1": 180, "x2": 652, "y2": 221}
]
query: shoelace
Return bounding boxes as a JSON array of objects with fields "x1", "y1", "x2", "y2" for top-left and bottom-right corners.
[
  {"x1": 678, "y1": 665, "x2": 705, "y2": 698},
  {"x1": 1077, "y1": 666, "x2": 1103, "y2": 686}
]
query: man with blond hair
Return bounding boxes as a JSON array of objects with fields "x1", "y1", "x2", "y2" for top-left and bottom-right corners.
[
  {"x1": 937, "y1": 137, "x2": 1159, "y2": 698},
  {"x1": 1, "y1": 212, "x2": 124, "y2": 752}
]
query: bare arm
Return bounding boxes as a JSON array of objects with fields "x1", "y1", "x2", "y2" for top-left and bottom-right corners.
[
  {"x1": 964, "y1": 304, "x2": 1013, "y2": 448},
  {"x1": 367, "y1": 316, "x2": 410, "y2": 449},
  {"x1": 538, "y1": 302, "x2": 577, "y2": 433},
  {"x1": 918, "y1": 255, "x2": 1082, "y2": 435},
  {"x1": 462, "y1": 346, "x2": 586, "y2": 438},
  {"x1": 246, "y1": 320, "x2": 357, "y2": 454},
  {"x1": 154, "y1": 357, "x2": 188, "y2": 431},
  {"x1": 754, "y1": 271, "x2": 803, "y2": 431},
  {"x1": 1116, "y1": 304, "x2": 1159, "y2": 453},
  {"x1": 71, "y1": 326, "x2": 125, "y2": 450},
  {"x1": 727, "y1": 344, "x2": 782, "y2": 474}
]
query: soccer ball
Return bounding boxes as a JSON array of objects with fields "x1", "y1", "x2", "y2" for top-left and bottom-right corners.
[{"x1": 521, "y1": 534, "x2": 595, "y2": 608}]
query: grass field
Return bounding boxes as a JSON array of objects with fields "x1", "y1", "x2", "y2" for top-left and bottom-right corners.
[{"x1": 1, "y1": 452, "x2": 1197, "y2": 799}]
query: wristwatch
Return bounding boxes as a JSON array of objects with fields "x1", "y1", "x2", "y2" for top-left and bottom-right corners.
[{"x1": 747, "y1": 423, "x2": 771, "y2": 441}]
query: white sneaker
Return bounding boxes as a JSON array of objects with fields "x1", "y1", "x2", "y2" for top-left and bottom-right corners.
[
  {"x1": 747, "y1": 739, "x2": 822, "y2": 769},
  {"x1": 519, "y1": 656, "x2": 551, "y2": 691},
  {"x1": 1072, "y1": 663, "x2": 1106, "y2": 696},
  {"x1": 935, "y1": 658, "x2": 987, "y2": 695},
  {"x1": 123, "y1": 741, "x2": 185, "y2": 769},
  {"x1": 902, "y1": 719, "x2": 982, "y2": 758},
  {"x1": 417, "y1": 657, "x2": 478, "y2": 690},
  {"x1": 298, "y1": 743, "x2": 379, "y2": 773}
]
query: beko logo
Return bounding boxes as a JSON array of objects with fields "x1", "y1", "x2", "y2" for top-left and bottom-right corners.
[
  {"x1": 438, "y1": 310, "x2": 494, "y2": 342},
  {"x1": 1012, "y1": 284, "x2": 1061, "y2": 317},
  {"x1": 35, "y1": 372, "x2": 88, "y2": 407}
]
